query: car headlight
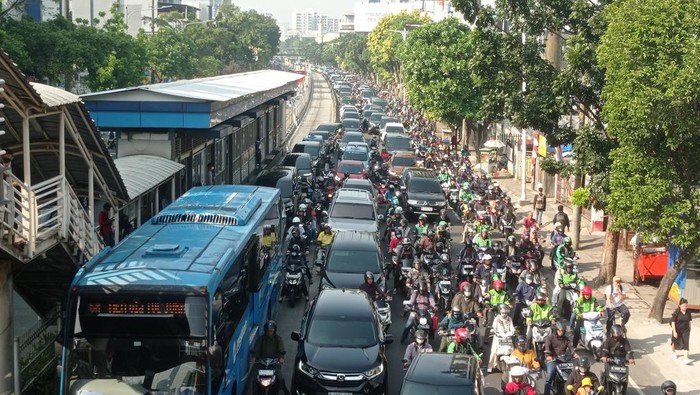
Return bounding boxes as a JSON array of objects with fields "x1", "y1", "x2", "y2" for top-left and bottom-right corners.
[
  {"x1": 321, "y1": 283, "x2": 333, "y2": 290},
  {"x1": 299, "y1": 360, "x2": 319, "y2": 377},
  {"x1": 363, "y1": 364, "x2": 384, "y2": 379},
  {"x1": 407, "y1": 199, "x2": 419, "y2": 205}
]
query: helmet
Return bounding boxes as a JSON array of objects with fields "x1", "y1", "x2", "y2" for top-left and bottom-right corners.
[
  {"x1": 436, "y1": 242, "x2": 445, "y2": 251},
  {"x1": 439, "y1": 220, "x2": 448, "y2": 227},
  {"x1": 493, "y1": 279, "x2": 504, "y2": 289},
  {"x1": 292, "y1": 217, "x2": 301, "y2": 224},
  {"x1": 418, "y1": 280, "x2": 428, "y2": 292},
  {"x1": 610, "y1": 324, "x2": 624, "y2": 339},
  {"x1": 291, "y1": 244, "x2": 301, "y2": 253},
  {"x1": 498, "y1": 304, "x2": 510, "y2": 315},
  {"x1": 554, "y1": 322, "x2": 566, "y2": 333},
  {"x1": 264, "y1": 320, "x2": 277, "y2": 333},
  {"x1": 535, "y1": 290, "x2": 547, "y2": 301},
  {"x1": 394, "y1": 229, "x2": 403, "y2": 239},
  {"x1": 492, "y1": 241, "x2": 502, "y2": 251},
  {"x1": 482, "y1": 254, "x2": 493, "y2": 261},
  {"x1": 395, "y1": 207, "x2": 404, "y2": 215},
  {"x1": 565, "y1": 261, "x2": 574, "y2": 272},
  {"x1": 510, "y1": 365, "x2": 527, "y2": 377},
  {"x1": 324, "y1": 223, "x2": 331, "y2": 231},
  {"x1": 460, "y1": 281, "x2": 471, "y2": 293},
  {"x1": 454, "y1": 327, "x2": 469, "y2": 342},
  {"x1": 581, "y1": 377, "x2": 593, "y2": 387},
  {"x1": 299, "y1": 203, "x2": 307, "y2": 211},
  {"x1": 401, "y1": 238, "x2": 411, "y2": 245},
  {"x1": 581, "y1": 285, "x2": 592, "y2": 297},
  {"x1": 415, "y1": 330, "x2": 427, "y2": 341},
  {"x1": 578, "y1": 356, "x2": 591, "y2": 372},
  {"x1": 419, "y1": 214, "x2": 428, "y2": 221},
  {"x1": 524, "y1": 272, "x2": 534, "y2": 284},
  {"x1": 401, "y1": 218, "x2": 409, "y2": 227},
  {"x1": 563, "y1": 236, "x2": 572, "y2": 245},
  {"x1": 364, "y1": 271, "x2": 375, "y2": 282},
  {"x1": 516, "y1": 335, "x2": 527, "y2": 351},
  {"x1": 661, "y1": 381, "x2": 677, "y2": 393},
  {"x1": 507, "y1": 235, "x2": 516, "y2": 245}
]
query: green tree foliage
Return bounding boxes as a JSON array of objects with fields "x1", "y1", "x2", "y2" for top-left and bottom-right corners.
[
  {"x1": 366, "y1": 10, "x2": 431, "y2": 83},
  {"x1": 598, "y1": 0, "x2": 700, "y2": 321},
  {"x1": 398, "y1": 18, "x2": 479, "y2": 127}
]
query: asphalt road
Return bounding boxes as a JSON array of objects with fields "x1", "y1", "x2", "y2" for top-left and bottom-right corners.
[{"x1": 271, "y1": 73, "x2": 611, "y2": 395}]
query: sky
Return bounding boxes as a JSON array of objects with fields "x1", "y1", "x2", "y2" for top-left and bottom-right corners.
[{"x1": 232, "y1": 0, "x2": 357, "y2": 27}]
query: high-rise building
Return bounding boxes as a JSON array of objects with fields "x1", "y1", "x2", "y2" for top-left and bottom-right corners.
[{"x1": 290, "y1": 8, "x2": 340, "y2": 38}]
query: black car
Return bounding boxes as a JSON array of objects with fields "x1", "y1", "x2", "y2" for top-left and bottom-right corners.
[
  {"x1": 400, "y1": 353, "x2": 483, "y2": 395},
  {"x1": 402, "y1": 168, "x2": 446, "y2": 217},
  {"x1": 316, "y1": 123, "x2": 343, "y2": 134},
  {"x1": 254, "y1": 167, "x2": 298, "y2": 218},
  {"x1": 342, "y1": 118, "x2": 362, "y2": 133},
  {"x1": 292, "y1": 141, "x2": 323, "y2": 166},
  {"x1": 383, "y1": 135, "x2": 413, "y2": 153},
  {"x1": 281, "y1": 152, "x2": 314, "y2": 178},
  {"x1": 318, "y1": 231, "x2": 384, "y2": 291},
  {"x1": 291, "y1": 289, "x2": 392, "y2": 395}
]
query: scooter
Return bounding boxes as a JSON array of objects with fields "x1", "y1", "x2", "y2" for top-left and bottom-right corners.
[
  {"x1": 403, "y1": 301, "x2": 436, "y2": 340},
  {"x1": 282, "y1": 258, "x2": 306, "y2": 308},
  {"x1": 580, "y1": 311, "x2": 606, "y2": 357},
  {"x1": 530, "y1": 319, "x2": 552, "y2": 366},
  {"x1": 553, "y1": 353, "x2": 575, "y2": 395},
  {"x1": 556, "y1": 283, "x2": 580, "y2": 319},
  {"x1": 500, "y1": 355, "x2": 539, "y2": 391},
  {"x1": 493, "y1": 334, "x2": 515, "y2": 372},
  {"x1": 448, "y1": 187, "x2": 460, "y2": 211},
  {"x1": 374, "y1": 296, "x2": 393, "y2": 332},
  {"x1": 254, "y1": 358, "x2": 281, "y2": 395},
  {"x1": 602, "y1": 356, "x2": 630, "y2": 395}
]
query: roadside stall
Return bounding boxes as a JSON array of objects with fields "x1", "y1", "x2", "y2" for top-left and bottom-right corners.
[{"x1": 634, "y1": 244, "x2": 668, "y2": 284}]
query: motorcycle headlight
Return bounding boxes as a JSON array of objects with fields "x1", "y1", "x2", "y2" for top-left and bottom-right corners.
[
  {"x1": 363, "y1": 364, "x2": 384, "y2": 379},
  {"x1": 260, "y1": 377, "x2": 274, "y2": 387},
  {"x1": 407, "y1": 199, "x2": 419, "y2": 205},
  {"x1": 299, "y1": 361, "x2": 319, "y2": 377},
  {"x1": 419, "y1": 317, "x2": 428, "y2": 325}
]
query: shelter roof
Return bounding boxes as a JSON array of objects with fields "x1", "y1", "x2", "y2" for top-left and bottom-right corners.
[{"x1": 113, "y1": 155, "x2": 184, "y2": 200}]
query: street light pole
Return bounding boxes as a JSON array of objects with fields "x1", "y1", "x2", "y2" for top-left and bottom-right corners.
[{"x1": 519, "y1": 30, "x2": 528, "y2": 204}]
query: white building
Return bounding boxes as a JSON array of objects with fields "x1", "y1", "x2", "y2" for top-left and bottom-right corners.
[
  {"x1": 352, "y1": 0, "x2": 465, "y2": 33},
  {"x1": 290, "y1": 8, "x2": 340, "y2": 39}
]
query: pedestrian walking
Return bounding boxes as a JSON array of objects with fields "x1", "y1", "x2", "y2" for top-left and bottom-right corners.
[
  {"x1": 255, "y1": 138, "x2": 262, "y2": 168},
  {"x1": 532, "y1": 187, "x2": 546, "y2": 225},
  {"x1": 670, "y1": 298, "x2": 692, "y2": 364},
  {"x1": 98, "y1": 202, "x2": 114, "y2": 247},
  {"x1": 552, "y1": 205, "x2": 570, "y2": 232},
  {"x1": 604, "y1": 276, "x2": 631, "y2": 332},
  {"x1": 206, "y1": 163, "x2": 216, "y2": 185}
]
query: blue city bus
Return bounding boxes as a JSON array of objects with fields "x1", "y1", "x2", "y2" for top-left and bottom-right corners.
[{"x1": 58, "y1": 185, "x2": 285, "y2": 395}]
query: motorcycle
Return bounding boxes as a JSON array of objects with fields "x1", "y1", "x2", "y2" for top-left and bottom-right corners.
[
  {"x1": 457, "y1": 259, "x2": 477, "y2": 284},
  {"x1": 282, "y1": 258, "x2": 306, "y2": 308},
  {"x1": 448, "y1": 187, "x2": 460, "y2": 211},
  {"x1": 403, "y1": 301, "x2": 436, "y2": 340},
  {"x1": 506, "y1": 256, "x2": 523, "y2": 292},
  {"x1": 500, "y1": 355, "x2": 539, "y2": 391},
  {"x1": 434, "y1": 268, "x2": 454, "y2": 312},
  {"x1": 556, "y1": 283, "x2": 580, "y2": 319},
  {"x1": 493, "y1": 334, "x2": 515, "y2": 371},
  {"x1": 499, "y1": 215, "x2": 515, "y2": 237},
  {"x1": 602, "y1": 356, "x2": 629, "y2": 395},
  {"x1": 254, "y1": 358, "x2": 281, "y2": 395},
  {"x1": 580, "y1": 311, "x2": 606, "y2": 357},
  {"x1": 374, "y1": 296, "x2": 393, "y2": 332},
  {"x1": 552, "y1": 353, "x2": 575, "y2": 395},
  {"x1": 530, "y1": 319, "x2": 552, "y2": 366}
]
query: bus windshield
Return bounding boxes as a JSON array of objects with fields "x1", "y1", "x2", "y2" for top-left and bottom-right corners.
[{"x1": 63, "y1": 294, "x2": 208, "y2": 394}]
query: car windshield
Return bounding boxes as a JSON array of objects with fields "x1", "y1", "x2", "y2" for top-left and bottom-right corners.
[
  {"x1": 331, "y1": 202, "x2": 374, "y2": 220},
  {"x1": 338, "y1": 162, "x2": 364, "y2": 174},
  {"x1": 282, "y1": 156, "x2": 312, "y2": 172},
  {"x1": 385, "y1": 126, "x2": 404, "y2": 134},
  {"x1": 328, "y1": 249, "x2": 380, "y2": 273},
  {"x1": 303, "y1": 145, "x2": 320, "y2": 157},
  {"x1": 307, "y1": 317, "x2": 377, "y2": 348},
  {"x1": 343, "y1": 119, "x2": 361, "y2": 129},
  {"x1": 344, "y1": 184, "x2": 373, "y2": 197},
  {"x1": 385, "y1": 137, "x2": 412, "y2": 151},
  {"x1": 316, "y1": 124, "x2": 338, "y2": 133},
  {"x1": 408, "y1": 179, "x2": 443, "y2": 194},
  {"x1": 401, "y1": 382, "x2": 473, "y2": 395},
  {"x1": 371, "y1": 113, "x2": 384, "y2": 122},
  {"x1": 343, "y1": 112, "x2": 360, "y2": 120},
  {"x1": 343, "y1": 151, "x2": 368, "y2": 162},
  {"x1": 342, "y1": 134, "x2": 365, "y2": 144},
  {"x1": 392, "y1": 156, "x2": 416, "y2": 167},
  {"x1": 257, "y1": 177, "x2": 292, "y2": 198}
]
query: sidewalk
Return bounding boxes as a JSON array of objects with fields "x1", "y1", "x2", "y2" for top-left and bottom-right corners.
[{"x1": 494, "y1": 172, "x2": 700, "y2": 393}]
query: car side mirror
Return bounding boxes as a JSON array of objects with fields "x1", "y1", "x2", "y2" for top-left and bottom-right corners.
[
  {"x1": 291, "y1": 331, "x2": 301, "y2": 342},
  {"x1": 383, "y1": 334, "x2": 394, "y2": 345},
  {"x1": 315, "y1": 261, "x2": 324, "y2": 268}
]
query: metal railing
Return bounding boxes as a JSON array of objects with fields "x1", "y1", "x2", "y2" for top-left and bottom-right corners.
[
  {"x1": 14, "y1": 311, "x2": 61, "y2": 394},
  {"x1": 0, "y1": 174, "x2": 103, "y2": 261}
]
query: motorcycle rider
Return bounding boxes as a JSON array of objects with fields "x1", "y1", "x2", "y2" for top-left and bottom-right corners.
[
  {"x1": 475, "y1": 254, "x2": 496, "y2": 282},
  {"x1": 280, "y1": 244, "x2": 311, "y2": 302},
  {"x1": 550, "y1": 224, "x2": 567, "y2": 270},
  {"x1": 359, "y1": 271, "x2": 389, "y2": 301},
  {"x1": 513, "y1": 272, "x2": 537, "y2": 328},
  {"x1": 571, "y1": 285, "x2": 604, "y2": 348},
  {"x1": 452, "y1": 281, "x2": 482, "y2": 320},
  {"x1": 286, "y1": 216, "x2": 306, "y2": 240},
  {"x1": 437, "y1": 306, "x2": 471, "y2": 352},
  {"x1": 251, "y1": 321, "x2": 289, "y2": 395},
  {"x1": 447, "y1": 327, "x2": 472, "y2": 354},
  {"x1": 406, "y1": 259, "x2": 431, "y2": 290},
  {"x1": 510, "y1": 335, "x2": 540, "y2": 370},
  {"x1": 415, "y1": 229, "x2": 437, "y2": 254},
  {"x1": 474, "y1": 215, "x2": 491, "y2": 233},
  {"x1": 661, "y1": 381, "x2": 677, "y2": 395},
  {"x1": 388, "y1": 229, "x2": 404, "y2": 255},
  {"x1": 555, "y1": 236, "x2": 576, "y2": 273},
  {"x1": 401, "y1": 280, "x2": 437, "y2": 343},
  {"x1": 488, "y1": 304, "x2": 516, "y2": 373},
  {"x1": 519, "y1": 259, "x2": 543, "y2": 286},
  {"x1": 599, "y1": 324, "x2": 635, "y2": 392},
  {"x1": 473, "y1": 229, "x2": 492, "y2": 248},
  {"x1": 384, "y1": 206, "x2": 406, "y2": 240},
  {"x1": 565, "y1": 356, "x2": 601, "y2": 395},
  {"x1": 397, "y1": 218, "x2": 413, "y2": 241},
  {"x1": 484, "y1": 279, "x2": 511, "y2": 327},
  {"x1": 315, "y1": 224, "x2": 335, "y2": 266},
  {"x1": 402, "y1": 330, "x2": 432, "y2": 369},
  {"x1": 505, "y1": 234, "x2": 519, "y2": 257},
  {"x1": 552, "y1": 261, "x2": 585, "y2": 313},
  {"x1": 526, "y1": 290, "x2": 555, "y2": 343},
  {"x1": 415, "y1": 214, "x2": 429, "y2": 236},
  {"x1": 504, "y1": 366, "x2": 537, "y2": 395},
  {"x1": 544, "y1": 322, "x2": 577, "y2": 395},
  {"x1": 459, "y1": 239, "x2": 478, "y2": 264}
]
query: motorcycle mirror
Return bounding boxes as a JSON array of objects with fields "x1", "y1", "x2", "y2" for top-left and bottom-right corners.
[
  {"x1": 382, "y1": 334, "x2": 394, "y2": 345},
  {"x1": 291, "y1": 331, "x2": 301, "y2": 342},
  {"x1": 402, "y1": 300, "x2": 412, "y2": 306},
  {"x1": 378, "y1": 215, "x2": 385, "y2": 220}
]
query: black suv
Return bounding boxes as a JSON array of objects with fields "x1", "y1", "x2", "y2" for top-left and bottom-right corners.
[
  {"x1": 402, "y1": 168, "x2": 446, "y2": 217},
  {"x1": 318, "y1": 231, "x2": 384, "y2": 291},
  {"x1": 291, "y1": 289, "x2": 392, "y2": 395},
  {"x1": 400, "y1": 353, "x2": 483, "y2": 395}
]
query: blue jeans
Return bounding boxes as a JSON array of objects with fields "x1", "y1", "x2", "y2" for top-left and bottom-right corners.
[
  {"x1": 544, "y1": 360, "x2": 558, "y2": 395},
  {"x1": 535, "y1": 209, "x2": 544, "y2": 224},
  {"x1": 606, "y1": 305, "x2": 630, "y2": 332}
]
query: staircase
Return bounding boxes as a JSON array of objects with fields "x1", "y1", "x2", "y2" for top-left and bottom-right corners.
[{"x1": 1, "y1": 173, "x2": 103, "y2": 318}]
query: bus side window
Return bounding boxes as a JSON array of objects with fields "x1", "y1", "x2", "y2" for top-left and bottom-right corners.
[{"x1": 214, "y1": 256, "x2": 247, "y2": 350}]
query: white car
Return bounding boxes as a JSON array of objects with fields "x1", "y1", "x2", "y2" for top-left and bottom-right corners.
[{"x1": 380, "y1": 122, "x2": 406, "y2": 141}]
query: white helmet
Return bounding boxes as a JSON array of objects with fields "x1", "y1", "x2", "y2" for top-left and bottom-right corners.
[
  {"x1": 395, "y1": 207, "x2": 404, "y2": 215},
  {"x1": 299, "y1": 204, "x2": 307, "y2": 211},
  {"x1": 510, "y1": 366, "x2": 527, "y2": 377},
  {"x1": 482, "y1": 254, "x2": 492, "y2": 260},
  {"x1": 292, "y1": 217, "x2": 301, "y2": 224}
]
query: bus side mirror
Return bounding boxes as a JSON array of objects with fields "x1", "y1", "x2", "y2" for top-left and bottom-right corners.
[
  {"x1": 208, "y1": 343, "x2": 224, "y2": 368},
  {"x1": 291, "y1": 331, "x2": 301, "y2": 342}
]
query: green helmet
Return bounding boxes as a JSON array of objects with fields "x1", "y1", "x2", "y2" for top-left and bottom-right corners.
[
  {"x1": 462, "y1": 181, "x2": 469, "y2": 189},
  {"x1": 563, "y1": 236, "x2": 572, "y2": 245},
  {"x1": 419, "y1": 214, "x2": 428, "y2": 221},
  {"x1": 439, "y1": 220, "x2": 447, "y2": 227}
]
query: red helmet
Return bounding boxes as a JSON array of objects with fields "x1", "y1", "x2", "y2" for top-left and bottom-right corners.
[
  {"x1": 460, "y1": 281, "x2": 470, "y2": 292},
  {"x1": 493, "y1": 279, "x2": 504, "y2": 289},
  {"x1": 581, "y1": 285, "x2": 593, "y2": 297},
  {"x1": 455, "y1": 327, "x2": 469, "y2": 342}
]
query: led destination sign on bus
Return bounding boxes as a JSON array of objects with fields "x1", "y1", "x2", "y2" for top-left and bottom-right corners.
[{"x1": 87, "y1": 301, "x2": 186, "y2": 316}]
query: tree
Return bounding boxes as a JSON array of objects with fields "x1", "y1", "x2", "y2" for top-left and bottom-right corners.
[
  {"x1": 598, "y1": 0, "x2": 700, "y2": 322},
  {"x1": 366, "y1": 10, "x2": 431, "y2": 84},
  {"x1": 397, "y1": 18, "x2": 480, "y2": 131}
]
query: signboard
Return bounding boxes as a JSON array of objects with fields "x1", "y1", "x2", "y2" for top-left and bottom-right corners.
[{"x1": 354, "y1": 2, "x2": 416, "y2": 32}]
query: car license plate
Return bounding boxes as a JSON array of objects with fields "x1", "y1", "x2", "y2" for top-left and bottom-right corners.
[{"x1": 420, "y1": 207, "x2": 433, "y2": 212}]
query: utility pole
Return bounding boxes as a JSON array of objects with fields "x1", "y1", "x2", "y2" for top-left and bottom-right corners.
[
  {"x1": 150, "y1": 0, "x2": 156, "y2": 83},
  {"x1": 519, "y1": 31, "x2": 528, "y2": 205}
]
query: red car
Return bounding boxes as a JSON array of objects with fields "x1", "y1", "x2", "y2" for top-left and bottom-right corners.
[{"x1": 335, "y1": 160, "x2": 368, "y2": 181}]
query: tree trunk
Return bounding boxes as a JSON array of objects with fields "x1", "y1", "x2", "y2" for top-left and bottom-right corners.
[
  {"x1": 592, "y1": 228, "x2": 619, "y2": 287},
  {"x1": 649, "y1": 248, "x2": 694, "y2": 322},
  {"x1": 571, "y1": 205, "x2": 582, "y2": 249},
  {"x1": 462, "y1": 118, "x2": 469, "y2": 151}
]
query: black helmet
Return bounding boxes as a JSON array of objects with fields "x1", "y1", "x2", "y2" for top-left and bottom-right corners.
[
  {"x1": 507, "y1": 235, "x2": 516, "y2": 245},
  {"x1": 610, "y1": 324, "x2": 624, "y2": 339},
  {"x1": 516, "y1": 335, "x2": 527, "y2": 351},
  {"x1": 535, "y1": 290, "x2": 547, "y2": 301},
  {"x1": 436, "y1": 242, "x2": 445, "y2": 251},
  {"x1": 400, "y1": 218, "x2": 409, "y2": 227},
  {"x1": 492, "y1": 241, "x2": 502, "y2": 251},
  {"x1": 264, "y1": 320, "x2": 277, "y2": 333},
  {"x1": 418, "y1": 280, "x2": 427, "y2": 293},
  {"x1": 578, "y1": 356, "x2": 591, "y2": 372},
  {"x1": 554, "y1": 322, "x2": 566, "y2": 333},
  {"x1": 565, "y1": 261, "x2": 574, "y2": 271},
  {"x1": 365, "y1": 271, "x2": 375, "y2": 282},
  {"x1": 415, "y1": 329, "x2": 427, "y2": 341},
  {"x1": 427, "y1": 230, "x2": 436, "y2": 237},
  {"x1": 661, "y1": 381, "x2": 676, "y2": 393},
  {"x1": 395, "y1": 229, "x2": 403, "y2": 238},
  {"x1": 291, "y1": 244, "x2": 301, "y2": 253}
]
